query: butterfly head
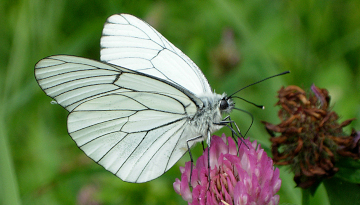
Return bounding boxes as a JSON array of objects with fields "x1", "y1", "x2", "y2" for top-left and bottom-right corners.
[{"x1": 219, "y1": 94, "x2": 234, "y2": 114}]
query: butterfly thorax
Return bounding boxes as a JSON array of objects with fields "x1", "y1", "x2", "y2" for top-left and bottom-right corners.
[{"x1": 189, "y1": 93, "x2": 234, "y2": 144}]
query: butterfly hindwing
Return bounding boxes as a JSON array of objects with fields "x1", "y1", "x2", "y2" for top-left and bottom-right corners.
[
  {"x1": 35, "y1": 55, "x2": 200, "y2": 182},
  {"x1": 69, "y1": 96, "x2": 192, "y2": 182},
  {"x1": 35, "y1": 55, "x2": 123, "y2": 112}
]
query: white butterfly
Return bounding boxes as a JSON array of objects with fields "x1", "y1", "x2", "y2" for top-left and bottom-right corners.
[{"x1": 35, "y1": 14, "x2": 235, "y2": 183}]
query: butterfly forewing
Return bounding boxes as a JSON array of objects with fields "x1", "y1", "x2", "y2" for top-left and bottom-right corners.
[{"x1": 101, "y1": 14, "x2": 212, "y2": 96}]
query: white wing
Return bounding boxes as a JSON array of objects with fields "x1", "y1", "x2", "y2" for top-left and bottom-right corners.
[
  {"x1": 100, "y1": 14, "x2": 212, "y2": 96},
  {"x1": 35, "y1": 55, "x2": 201, "y2": 182}
]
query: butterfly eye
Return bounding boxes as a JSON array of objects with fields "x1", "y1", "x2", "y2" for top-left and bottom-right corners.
[{"x1": 219, "y1": 99, "x2": 228, "y2": 110}]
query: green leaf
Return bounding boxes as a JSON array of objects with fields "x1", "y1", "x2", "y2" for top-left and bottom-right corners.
[
  {"x1": 335, "y1": 157, "x2": 360, "y2": 183},
  {"x1": 323, "y1": 177, "x2": 360, "y2": 205}
]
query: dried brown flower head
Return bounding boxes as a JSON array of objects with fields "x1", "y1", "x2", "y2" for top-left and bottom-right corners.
[{"x1": 262, "y1": 85, "x2": 359, "y2": 189}]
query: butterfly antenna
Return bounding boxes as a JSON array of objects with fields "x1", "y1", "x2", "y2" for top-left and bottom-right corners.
[
  {"x1": 231, "y1": 96, "x2": 265, "y2": 109},
  {"x1": 227, "y1": 71, "x2": 290, "y2": 98}
]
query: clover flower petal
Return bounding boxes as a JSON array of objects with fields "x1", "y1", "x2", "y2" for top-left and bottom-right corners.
[{"x1": 174, "y1": 134, "x2": 281, "y2": 205}]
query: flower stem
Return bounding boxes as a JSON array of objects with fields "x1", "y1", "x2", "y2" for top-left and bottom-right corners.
[{"x1": 302, "y1": 188, "x2": 310, "y2": 205}]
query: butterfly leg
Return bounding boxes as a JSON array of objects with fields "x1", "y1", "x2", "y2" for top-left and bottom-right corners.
[
  {"x1": 221, "y1": 115, "x2": 236, "y2": 140},
  {"x1": 186, "y1": 135, "x2": 203, "y2": 187},
  {"x1": 232, "y1": 108, "x2": 254, "y2": 137},
  {"x1": 207, "y1": 130, "x2": 211, "y2": 185},
  {"x1": 213, "y1": 118, "x2": 242, "y2": 142},
  {"x1": 214, "y1": 117, "x2": 249, "y2": 150},
  {"x1": 227, "y1": 117, "x2": 250, "y2": 152}
]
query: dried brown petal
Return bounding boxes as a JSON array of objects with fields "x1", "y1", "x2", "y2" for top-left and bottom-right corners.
[{"x1": 263, "y1": 85, "x2": 358, "y2": 189}]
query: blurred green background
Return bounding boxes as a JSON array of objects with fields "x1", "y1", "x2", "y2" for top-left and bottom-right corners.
[{"x1": 1, "y1": 0, "x2": 360, "y2": 204}]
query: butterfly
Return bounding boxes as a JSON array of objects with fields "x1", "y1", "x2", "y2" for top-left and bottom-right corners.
[{"x1": 35, "y1": 14, "x2": 240, "y2": 183}]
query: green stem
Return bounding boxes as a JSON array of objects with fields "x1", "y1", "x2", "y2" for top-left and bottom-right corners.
[
  {"x1": 302, "y1": 188, "x2": 310, "y2": 205},
  {"x1": 0, "y1": 111, "x2": 21, "y2": 205}
]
